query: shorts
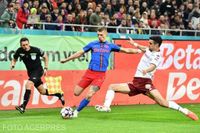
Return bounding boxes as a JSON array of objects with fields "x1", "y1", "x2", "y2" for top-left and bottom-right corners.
[
  {"x1": 27, "y1": 69, "x2": 43, "y2": 88},
  {"x1": 78, "y1": 69, "x2": 106, "y2": 89},
  {"x1": 128, "y1": 77, "x2": 156, "y2": 96}
]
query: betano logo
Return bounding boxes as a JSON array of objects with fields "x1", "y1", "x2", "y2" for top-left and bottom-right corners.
[
  {"x1": 166, "y1": 73, "x2": 200, "y2": 101},
  {"x1": 158, "y1": 43, "x2": 200, "y2": 101},
  {"x1": 0, "y1": 80, "x2": 58, "y2": 107},
  {"x1": 159, "y1": 43, "x2": 200, "y2": 69}
]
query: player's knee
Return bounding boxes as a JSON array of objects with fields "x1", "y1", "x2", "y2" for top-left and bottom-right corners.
[
  {"x1": 74, "y1": 91, "x2": 80, "y2": 96},
  {"x1": 86, "y1": 91, "x2": 95, "y2": 100},
  {"x1": 25, "y1": 81, "x2": 33, "y2": 89},
  {"x1": 108, "y1": 84, "x2": 116, "y2": 91},
  {"x1": 158, "y1": 100, "x2": 168, "y2": 108},
  {"x1": 38, "y1": 89, "x2": 45, "y2": 95}
]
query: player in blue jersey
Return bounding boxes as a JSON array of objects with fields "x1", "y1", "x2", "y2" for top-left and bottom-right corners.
[{"x1": 60, "y1": 27, "x2": 142, "y2": 117}]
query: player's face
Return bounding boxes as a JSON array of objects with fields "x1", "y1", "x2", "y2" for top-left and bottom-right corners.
[
  {"x1": 97, "y1": 30, "x2": 107, "y2": 42},
  {"x1": 21, "y1": 41, "x2": 30, "y2": 51},
  {"x1": 148, "y1": 40, "x2": 156, "y2": 51}
]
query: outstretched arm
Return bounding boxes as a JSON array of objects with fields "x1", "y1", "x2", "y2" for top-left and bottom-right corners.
[
  {"x1": 119, "y1": 47, "x2": 142, "y2": 54},
  {"x1": 128, "y1": 37, "x2": 147, "y2": 52},
  {"x1": 60, "y1": 50, "x2": 85, "y2": 63}
]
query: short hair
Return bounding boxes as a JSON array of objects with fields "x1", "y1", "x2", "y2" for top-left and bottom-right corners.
[
  {"x1": 149, "y1": 36, "x2": 162, "y2": 47},
  {"x1": 20, "y1": 37, "x2": 29, "y2": 44},
  {"x1": 97, "y1": 27, "x2": 107, "y2": 32}
]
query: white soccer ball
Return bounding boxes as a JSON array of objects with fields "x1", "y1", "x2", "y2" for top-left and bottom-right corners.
[{"x1": 60, "y1": 107, "x2": 74, "y2": 119}]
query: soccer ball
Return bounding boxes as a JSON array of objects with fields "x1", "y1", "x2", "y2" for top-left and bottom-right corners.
[{"x1": 60, "y1": 107, "x2": 74, "y2": 119}]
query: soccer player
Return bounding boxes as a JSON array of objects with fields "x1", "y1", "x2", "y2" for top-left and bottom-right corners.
[
  {"x1": 95, "y1": 36, "x2": 199, "y2": 121},
  {"x1": 11, "y1": 37, "x2": 65, "y2": 114},
  {"x1": 60, "y1": 27, "x2": 141, "y2": 117}
]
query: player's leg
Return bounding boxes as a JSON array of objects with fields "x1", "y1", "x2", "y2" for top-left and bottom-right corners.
[
  {"x1": 147, "y1": 89, "x2": 199, "y2": 121},
  {"x1": 15, "y1": 80, "x2": 33, "y2": 113},
  {"x1": 74, "y1": 85, "x2": 85, "y2": 96},
  {"x1": 34, "y1": 69, "x2": 65, "y2": 105},
  {"x1": 73, "y1": 71, "x2": 105, "y2": 117},
  {"x1": 37, "y1": 84, "x2": 65, "y2": 106},
  {"x1": 72, "y1": 78, "x2": 92, "y2": 118},
  {"x1": 95, "y1": 83, "x2": 131, "y2": 112},
  {"x1": 74, "y1": 85, "x2": 100, "y2": 116}
]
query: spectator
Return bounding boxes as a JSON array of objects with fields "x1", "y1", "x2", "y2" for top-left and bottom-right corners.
[
  {"x1": 111, "y1": 0, "x2": 119, "y2": 12},
  {"x1": 148, "y1": 9, "x2": 160, "y2": 28},
  {"x1": 74, "y1": 10, "x2": 87, "y2": 31},
  {"x1": 140, "y1": 1, "x2": 148, "y2": 15},
  {"x1": 107, "y1": 17, "x2": 118, "y2": 33},
  {"x1": 140, "y1": 11, "x2": 149, "y2": 28},
  {"x1": 101, "y1": 13, "x2": 110, "y2": 26},
  {"x1": 0, "y1": 0, "x2": 8, "y2": 17},
  {"x1": 44, "y1": 14, "x2": 56, "y2": 30},
  {"x1": 16, "y1": 1, "x2": 29, "y2": 29},
  {"x1": 104, "y1": 3, "x2": 114, "y2": 18},
  {"x1": 65, "y1": 14, "x2": 75, "y2": 31},
  {"x1": 14, "y1": 1, "x2": 21, "y2": 12},
  {"x1": 196, "y1": 23, "x2": 200, "y2": 36},
  {"x1": 27, "y1": 8, "x2": 40, "y2": 29},
  {"x1": 89, "y1": 5, "x2": 101, "y2": 32},
  {"x1": 160, "y1": 0, "x2": 175, "y2": 17},
  {"x1": 117, "y1": 19, "x2": 128, "y2": 34},
  {"x1": 188, "y1": 4, "x2": 200, "y2": 29},
  {"x1": 55, "y1": 15, "x2": 64, "y2": 30},
  {"x1": 183, "y1": 3, "x2": 193, "y2": 29},
  {"x1": 0, "y1": 3, "x2": 16, "y2": 28},
  {"x1": 183, "y1": 21, "x2": 195, "y2": 36},
  {"x1": 51, "y1": 7, "x2": 59, "y2": 22},
  {"x1": 32, "y1": 0, "x2": 40, "y2": 10},
  {"x1": 40, "y1": 5, "x2": 49, "y2": 22}
]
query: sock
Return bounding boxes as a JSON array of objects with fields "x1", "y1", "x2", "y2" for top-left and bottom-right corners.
[
  {"x1": 168, "y1": 101, "x2": 188, "y2": 114},
  {"x1": 77, "y1": 98, "x2": 90, "y2": 112},
  {"x1": 103, "y1": 89, "x2": 115, "y2": 108},
  {"x1": 22, "y1": 89, "x2": 31, "y2": 109}
]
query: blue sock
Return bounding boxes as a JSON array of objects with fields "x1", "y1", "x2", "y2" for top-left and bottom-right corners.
[{"x1": 77, "y1": 98, "x2": 90, "y2": 112}]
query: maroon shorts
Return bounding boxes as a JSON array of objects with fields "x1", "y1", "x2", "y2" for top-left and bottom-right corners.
[
  {"x1": 128, "y1": 77, "x2": 156, "y2": 96},
  {"x1": 78, "y1": 69, "x2": 106, "y2": 89}
]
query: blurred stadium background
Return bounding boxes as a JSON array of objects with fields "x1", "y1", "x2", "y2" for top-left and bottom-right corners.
[{"x1": 0, "y1": 0, "x2": 200, "y2": 133}]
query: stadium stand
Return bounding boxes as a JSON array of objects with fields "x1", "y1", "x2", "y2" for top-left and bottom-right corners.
[{"x1": 0, "y1": 0, "x2": 200, "y2": 36}]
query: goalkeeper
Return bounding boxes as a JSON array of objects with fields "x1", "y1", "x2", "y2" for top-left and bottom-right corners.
[{"x1": 10, "y1": 37, "x2": 65, "y2": 114}]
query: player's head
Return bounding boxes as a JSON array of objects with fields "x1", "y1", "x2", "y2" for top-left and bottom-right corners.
[
  {"x1": 148, "y1": 36, "x2": 162, "y2": 51},
  {"x1": 97, "y1": 27, "x2": 107, "y2": 43},
  {"x1": 20, "y1": 37, "x2": 30, "y2": 51}
]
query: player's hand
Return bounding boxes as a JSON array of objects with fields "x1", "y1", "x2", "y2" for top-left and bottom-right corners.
[
  {"x1": 10, "y1": 65, "x2": 15, "y2": 70},
  {"x1": 44, "y1": 69, "x2": 47, "y2": 76},
  {"x1": 142, "y1": 70, "x2": 147, "y2": 76},
  {"x1": 60, "y1": 60, "x2": 66, "y2": 63},
  {"x1": 128, "y1": 37, "x2": 138, "y2": 47}
]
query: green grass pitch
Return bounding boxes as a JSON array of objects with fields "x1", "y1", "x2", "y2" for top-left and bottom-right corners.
[{"x1": 0, "y1": 104, "x2": 200, "y2": 133}]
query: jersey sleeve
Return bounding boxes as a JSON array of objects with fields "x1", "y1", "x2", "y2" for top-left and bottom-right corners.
[
  {"x1": 83, "y1": 42, "x2": 93, "y2": 52},
  {"x1": 13, "y1": 48, "x2": 20, "y2": 60},
  {"x1": 38, "y1": 48, "x2": 45, "y2": 57},
  {"x1": 110, "y1": 43, "x2": 120, "y2": 52}
]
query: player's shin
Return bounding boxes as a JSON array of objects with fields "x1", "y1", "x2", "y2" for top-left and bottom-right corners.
[
  {"x1": 22, "y1": 89, "x2": 31, "y2": 109},
  {"x1": 103, "y1": 89, "x2": 115, "y2": 108},
  {"x1": 45, "y1": 89, "x2": 65, "y2": 105},
  {"x1": 168, "y1": 101, "x2": 188, "y2": 114},
  {"x1": 76, "y1": 98, "x2": 90, "y2": 112}
]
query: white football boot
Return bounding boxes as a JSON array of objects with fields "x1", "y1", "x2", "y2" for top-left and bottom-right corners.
[{"x1": 95, "y1": 105, "x2": 111, "y2": 112}]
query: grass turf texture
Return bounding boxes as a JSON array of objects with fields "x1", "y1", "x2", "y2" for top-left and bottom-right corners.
[{"x1": 0, "y1": 104, "x2": 199, "y2": 133}]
